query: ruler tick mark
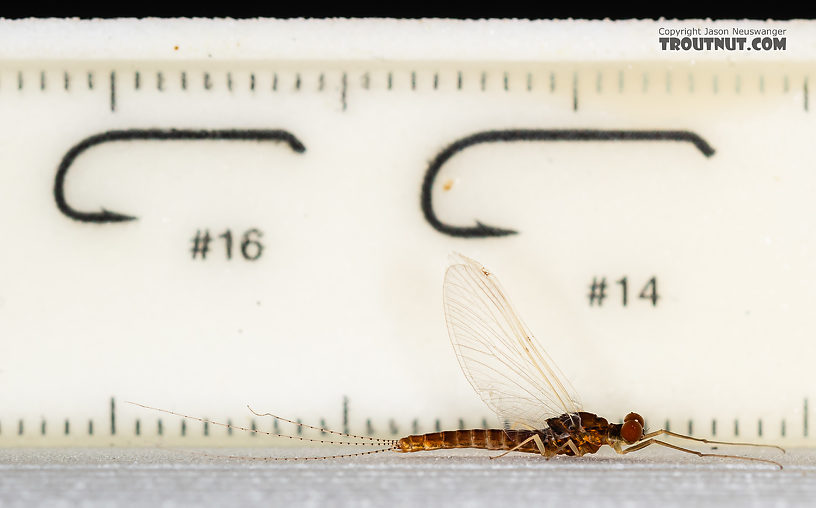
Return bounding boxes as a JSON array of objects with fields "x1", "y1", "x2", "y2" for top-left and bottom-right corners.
[
  {"x1": 480, "y1": 72, "x2": 486, "y2": 91},
  {"x1": 343, "y1": 396, "x2": 349, "y2": 435},
  {"x1": 550, "y1": 72, "x2": 555, "y2": 92},
  {"x1": 434, "y1": 72, "x2": 439, "y2": 90},
  {"x1": 341, "y1": 72, "x2": 348, "y2": 111},
  {"x1": 87, "y1": 72, "x2": 94, "y2": 90},
  {"x1": 272, "y1": 73, "x2": 278, "y2": 91},
  {"x1": 157, "y1": 72, "x2": 164, "y2": 91},
  {"x1": 503, "y1": 72, "x2": 509, "y2": 91},
  {"x1": 18, "y1": 419, "x2": 23, "y2": 435},
  {"x1": 134, "y1": 71, "x2": 140, "y2": 90},
  {"x1": 40, "y1": 71, "x2": 45, "y2": 91},
  {"x1": 227, "y1": 72, "x2": 233, "y2": 92},
  {"x1": 572, "y1": 73, "x2": 578, "y2": 111},
  {"x1": 295, "y1": 73, "x2": 301, "y2": 91},
  {"x1": 109, "y1": 71, "x2": 116, "y2": 113},
  {"x1": 17, "y1": 71, "x2": 22, "y2": 90},
  {"x1": 204, "y1": 72, "x2": 212, "y2": 90},
  {"x1": 64, "y1": 71, "x2": 70, "y2": 91},
  {"x1": 804, "y1": 78, "x2": 809, "y2": 112},
  {"x1": 361, "y1": 72, "x2": 370, "y2": 90},
  {"x1": 526, "y1": 72, "x2": 532, "y2": 91},
  {"x1": 387, "y1": 72, "x2": 393, "y2": 90},
  {"x1": 457, "y1": 71, "x2": 462, "y2": 90},
  {"x1": 411, "y1": 71, "x2": 417, "y2": 91},
  {"x1": 319, "y1": 73, "x2": 325, "y2": 91},
  {"x1": 250, "y1": 73, "x2": 255, "y2": 91}
]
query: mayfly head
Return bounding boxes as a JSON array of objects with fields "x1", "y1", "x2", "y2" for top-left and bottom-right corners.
[{"x1": 620, "y1": 412, "x2": 645, "y2": 444}]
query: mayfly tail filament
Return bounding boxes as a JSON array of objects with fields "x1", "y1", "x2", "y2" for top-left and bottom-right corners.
[
  {"x1": 182, "y1": 446, "x2": 400, "y2": 462},
  {"x1": 126, "y1": 401, "x2": 398, "y2": 447},
  {"x1": 247, "y1": 405, "x2": 396, "y2": 444}
]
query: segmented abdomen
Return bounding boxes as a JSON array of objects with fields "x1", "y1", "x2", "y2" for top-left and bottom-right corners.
[{"x1": 397, "y1": 429, "x2": 540, "y2": 453}]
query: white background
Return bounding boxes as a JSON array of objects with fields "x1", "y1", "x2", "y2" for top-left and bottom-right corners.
[{"x1": 0, "y1": 20, "x2": 813, "y2": 446}]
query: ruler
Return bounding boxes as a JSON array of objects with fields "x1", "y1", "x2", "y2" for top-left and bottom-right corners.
[{"x1": 0, "y1": 19, "x2": 813, "y2": 447}]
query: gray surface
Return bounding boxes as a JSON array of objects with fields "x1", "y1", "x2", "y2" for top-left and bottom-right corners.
[{"x1": 1, "y1": 447, "x2": 814, "y2": 507}]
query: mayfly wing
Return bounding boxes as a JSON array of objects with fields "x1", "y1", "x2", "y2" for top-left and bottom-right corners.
[{"x1": 443, "y1": 253, "x2": 581, "y2": 429}]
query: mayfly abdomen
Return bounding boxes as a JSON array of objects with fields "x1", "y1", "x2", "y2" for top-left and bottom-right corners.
[{"x1": 397, "y1": 429, "x2": 540, "y2": 453}]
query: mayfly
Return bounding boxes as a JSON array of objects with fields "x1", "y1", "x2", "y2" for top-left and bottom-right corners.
[{"x1": 130, "y1": 253, "x2": 784, "y2": 468}]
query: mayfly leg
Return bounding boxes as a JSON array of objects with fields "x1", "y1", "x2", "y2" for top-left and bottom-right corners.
[
  {"x1": 640, "y1": 429, "x2": 785, "y2": 453},
  {"x1": 618, "y1": 438, "x2": 783, "y2": 469},
  {"x1": 490, "y1": 434, "x2": 548, "y2": 460},
  {"x1": 491, "y1": 435, "x2": 580, "y2": 460}
]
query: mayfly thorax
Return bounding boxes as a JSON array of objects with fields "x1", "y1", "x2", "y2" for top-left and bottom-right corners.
[{"x1": 130, "y1": 253, "x2": 785, "y2": 468}]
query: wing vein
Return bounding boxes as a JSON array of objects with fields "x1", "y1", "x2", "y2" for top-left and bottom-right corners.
[{"x1": 443, "y1": 253, "x2": 582, "y2": 429}]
